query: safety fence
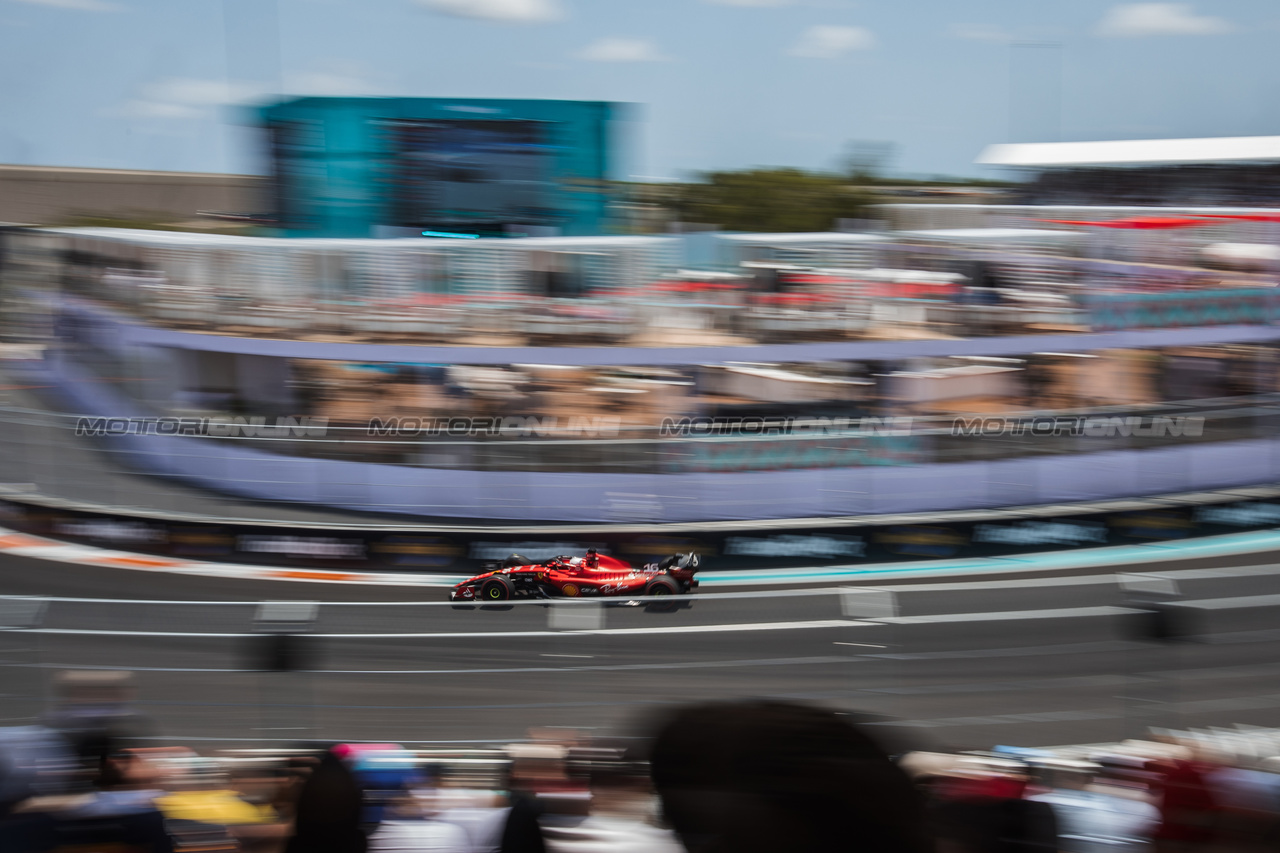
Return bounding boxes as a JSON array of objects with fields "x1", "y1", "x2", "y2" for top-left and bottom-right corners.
[
  {"x1": 0, "y1": 395, "x2": 1271, "y2": 476},
  {"x1": 2, "y1": 388, "x2": 1279, "y2": 523}
]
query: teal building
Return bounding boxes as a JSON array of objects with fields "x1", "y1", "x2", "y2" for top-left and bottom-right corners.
[{"x1": 260, "y1": 97, "x2": 627, "y2": 238}]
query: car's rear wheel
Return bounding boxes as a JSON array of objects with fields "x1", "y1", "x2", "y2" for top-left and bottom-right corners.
[
  {"x1": 480, "y1": 577, "x2": 512, "y2": 602},
  {"x1": 645, "y1": 576, "x2": 679, "y2": 596}
]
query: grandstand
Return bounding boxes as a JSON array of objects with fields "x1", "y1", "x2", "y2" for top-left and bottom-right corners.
[{"x1": 978, "y1": 136, "x2": 1280, "y2": 207}]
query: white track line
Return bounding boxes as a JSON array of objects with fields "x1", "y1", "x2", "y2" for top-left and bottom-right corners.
[
  {"x1": 14, "y1": 654, "x2": 851, "y2": 676},
  {"x1": 22, "y1": 618, "x2": 870, "y2": 640},
  {"x1": 882, "y1": 605, "x2": 1130, "y2": 625}
]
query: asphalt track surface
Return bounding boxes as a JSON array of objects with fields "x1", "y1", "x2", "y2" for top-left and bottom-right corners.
[{"x1": 5, "y1": 538, "x2": 1280, "y2": 754}]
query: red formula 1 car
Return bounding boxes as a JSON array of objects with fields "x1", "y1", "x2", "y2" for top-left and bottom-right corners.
[{"x1": 449, "y1": 550, "x2": 700, "y2": 603}]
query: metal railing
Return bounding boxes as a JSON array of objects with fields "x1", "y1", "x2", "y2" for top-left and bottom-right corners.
[
  {"x1": 0, "y1": 391, "x2": 1274, "y2": 522},
  {"x1": 1, "y1": 395, "x2": 1273, "y2": 476}
]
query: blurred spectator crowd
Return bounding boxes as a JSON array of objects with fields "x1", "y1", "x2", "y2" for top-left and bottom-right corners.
[
  {"x1": 1020, "y1": 165, "x2": 1280, "y2": 207},
  {"x1": 5, "y1": 680, "x2": 1280, "y2": 853}
]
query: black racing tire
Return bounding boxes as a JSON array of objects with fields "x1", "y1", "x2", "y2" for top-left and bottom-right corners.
[
  {"x1": 480, "y1": 577, "x2": 512, "y2": 602},
  {"x1": 645, "y1": 576, "x2": 679, "y2": 596}
]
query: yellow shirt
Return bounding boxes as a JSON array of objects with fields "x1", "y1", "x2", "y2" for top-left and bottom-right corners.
[{"x1": 154, "y1": 790, "x2": 276, "y2": 825}]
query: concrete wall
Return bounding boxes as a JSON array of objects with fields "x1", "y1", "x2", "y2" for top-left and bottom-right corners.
[{"x1": 0, "y1": 164, "x2": 264, "y2": 225}]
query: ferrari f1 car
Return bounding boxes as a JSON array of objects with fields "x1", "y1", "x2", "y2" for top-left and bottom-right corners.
[{"x1": 449, "y1": 550, "x2": 700, "y2": 603}]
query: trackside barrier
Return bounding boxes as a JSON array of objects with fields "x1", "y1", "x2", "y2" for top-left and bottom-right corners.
[
  {"x1": 4, "y1": 388, "x2": 1280, "y2": 523},
  {"x1": 1118, "y1": 574, "x2": 1180, "y2": 598},
  {"x1": 251, "y1": 602, "x2": 318, "y2": 673},
  {"x1": 839, "y1": 588, "x2": 898, "y2": 620},
  {"x1": 0, "y1": 597, "x2": 46, "y2": 630},
  {"x1": 548, "y1": 601, "x2": 605, "y2": 632},
  {"x1": 1119, "y1": 574, "x2": 1193, "y2": 643},
  {"x1": 0, "y1": 596, "x2": 47, "y2": 724}
]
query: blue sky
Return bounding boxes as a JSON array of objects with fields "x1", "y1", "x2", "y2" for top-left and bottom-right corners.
[{"x1": 1, "y1": 0, "x2": 1278, "y2": 179}]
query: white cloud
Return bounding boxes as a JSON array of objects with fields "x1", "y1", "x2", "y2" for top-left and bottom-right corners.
[
  {"x1": 416, "y1": 0, "x2": 560, "y2": 23},
  {"x1": 788, "y1": 24, "x2": 874, "y2": 58},
  {"x1": 10, "y1": 0, "x2": 119, "y2": 10},
  {"x1": 1096, "y1": 3, "x2": 1231, "y2": 37},
  {"x1": 148, "y1": 78, "x2": 259, "y2": 105},
  {"x1": 118, "y1": 100, "x2": 200, "y2": 119},
  {"x1": 576, "y1": 37, "x2": 669, "y2": 62},
  {"x1": 275, "y1": 60, "x2": 390, "y2": 97},
  {"x1": 951, "y1": 23, "x2": 1014, "y2": 43},
  {"x1": 117, "y1": 78, "x2": 262, "y2": 120},
  {"x1": 286, "y1": 70, "x2": 383, "y2": 96}
]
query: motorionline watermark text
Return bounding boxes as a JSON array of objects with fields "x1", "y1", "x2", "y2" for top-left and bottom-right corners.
[
  {"x1": 951, "y1": 415, "x2": 1205, "y2": 438},
  {"x1": 367, "y1": 416, "x2": 623, "y2": 437},
  {"x1": 75, "y1": 416, "x2": 329, "y2": 437},
  {"x1": 659, "y1": 417, "x2": 913, "y2": 437}
]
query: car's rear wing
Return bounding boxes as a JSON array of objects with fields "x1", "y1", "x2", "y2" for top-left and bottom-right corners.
[{"x1": 660, "y1": 552, "x2": 700, "y2": 580}]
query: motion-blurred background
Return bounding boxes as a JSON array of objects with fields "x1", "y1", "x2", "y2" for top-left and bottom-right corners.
[{"x1": 7, "y1": 3, "x2": 1280, "y2": 852}]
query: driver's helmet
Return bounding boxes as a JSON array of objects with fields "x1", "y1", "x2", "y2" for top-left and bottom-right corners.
[{"x1": 584, "y1": 548, "x2": 600, "y2": 569}]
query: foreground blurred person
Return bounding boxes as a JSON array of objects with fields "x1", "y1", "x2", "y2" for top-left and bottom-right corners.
[
  {"x1": 153, "y1": 752, "x2": 284, "y2": 852},
  {"x1": 11, "y1": 745, "x2": 173, "y2": 853},
  {"x1": 1027, "y1": 760, "x2": 1157, "y2": 853},
  {"x1": 0, "y1": 726, "x2": 77, "y2": 852},
  {"x1": 916, "y1": 755, "x2": 1057, "y2": 853},
  {"x1": 648, "y1": 701, "x2": 931, "y2": 853},
  {"x1": 287, "y1": 751, "x2": 368, "y2": 853},
  {"x1": 42, "y1": 671, "x2": 154, "y2": 771},
  {"x1": 540, "y1": 741, "x2": 682, "y2": 853}
]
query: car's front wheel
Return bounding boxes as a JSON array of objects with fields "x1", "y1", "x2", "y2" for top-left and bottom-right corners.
[{"x1": 480, "y1": 577, "x2": 512, "y2": 602}]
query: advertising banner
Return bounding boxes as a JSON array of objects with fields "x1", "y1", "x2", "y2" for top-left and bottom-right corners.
[{"x1": 4, "y1": 495, "x2": 1277, "y2": 575}]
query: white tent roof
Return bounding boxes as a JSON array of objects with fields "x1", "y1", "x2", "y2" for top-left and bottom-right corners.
[
  {"x1": 717, "y1": 232, "x2": 881, "y2": 243},
  {"x1": 42, "y1": 227, "x2": 670, "y2": 251},
  {"x1": 898, "y1": 228, "x2": 1083, "y2": 243},
  {"x1": 977, "y1": 136, "x2": 1280, "y2": 168}
]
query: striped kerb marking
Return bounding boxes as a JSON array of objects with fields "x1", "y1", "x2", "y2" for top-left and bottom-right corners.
[
  {"x1": 270, "y1": 570, "x2": 361, "y2": 582},
  {"x1": 0, "y1": 534, "x2": 51, "y2": 549},
  {"x1": 6, "y1": 524, "x2": 1280, "y2": 590},
  {"x1": 97, "y1": 556, "x2": 182, "y2": 568}
]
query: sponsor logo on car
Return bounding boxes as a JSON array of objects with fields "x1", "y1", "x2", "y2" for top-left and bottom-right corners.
[{"x1": 561, "y1": 583, "x2": 580, "y2": 597}]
